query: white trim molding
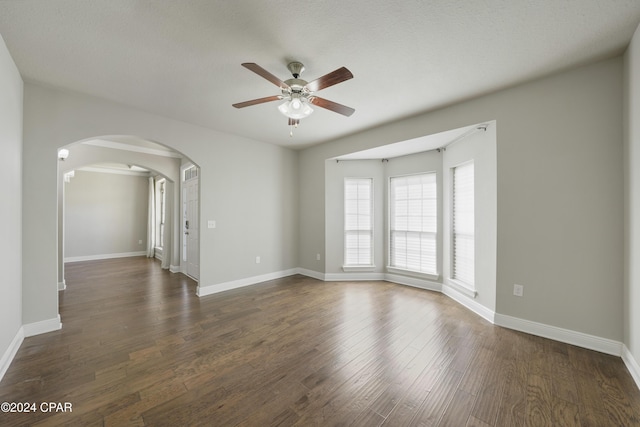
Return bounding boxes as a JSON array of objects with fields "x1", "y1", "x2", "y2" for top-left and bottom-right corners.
[
  {"x1": 386, "y1": 267, "x2": 439, "y2": 282},
  {"x1": 58, "y1": 280, "x2": 66, "y2": 291},
  {"x1": 197, "y1": 269, "x2": 298, "y2": 297},
  {"x1": 445, "y1": 278, "x2": 477, "y2": 299},
  {"x1": 297, "y1": 268, "x2": 325, "y2": 281},
  {"x1": 384, "y1": 273, "x2": 442, "y2": 293},
  {"x1": 494, "y1": 313, "x2": 623, "y2": 356},
  {"x1": 342, "y1": 265, "x2": 376, "y2": 273},
  {"x1": 23, "y1": 315, "x2": 62, "y2": 338},
  {"x1": 622, "y1": 345, "x2": 640, "y2": 390},
  {"x1": 65, "y1": 251, "x2": 147, "y2": 263},
  {"x1": 442, "y1": 284, "x2": 494, "y2": 323},
  {"x1": 170, "y1": 264, "x2": 181, "y2": 274},
  {"x1": 325, "y1": 272, "x2": 385, "y2": 281},
  {"x1": 0, "y1": 327, "x2": 24, "y2": 383}
]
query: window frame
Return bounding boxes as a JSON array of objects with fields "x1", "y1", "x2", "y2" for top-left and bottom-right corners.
[
  {"x1": 343, "y1": 177, "x2": 375, "y2": 270},
  {"x1": 449, "y1": 160, "x2": 475, "y2": 292},
  {"x1": 387, "y1": 171, "x2": 439, "y2": 279}
]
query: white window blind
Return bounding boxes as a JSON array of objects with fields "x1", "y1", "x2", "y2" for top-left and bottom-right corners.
[
  {"x1": 158, "y1": 180, "x2": 166, "y2": 248},
  {"x1": 344, "y1": 178, "x2": 373, "y2": 266},
  {"x1": 389, "y1": 173, "x2": 437, "y2": 275},
  {"x1": 452, "y1": 161, "x2": 474, "y2": 286}
]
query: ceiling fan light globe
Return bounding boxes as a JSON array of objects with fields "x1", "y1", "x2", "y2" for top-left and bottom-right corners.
[{"x1": 278, "y1": 99, "x2": 313, "y2": 119}]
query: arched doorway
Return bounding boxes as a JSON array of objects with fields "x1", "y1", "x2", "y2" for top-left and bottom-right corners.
[{"x1": 57, "y1": 136, "x2": 200, "y2": 294}]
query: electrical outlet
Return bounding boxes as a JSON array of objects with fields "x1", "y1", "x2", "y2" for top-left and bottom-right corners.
[
  {"x1": 255, "y1": 256, "x2": 261, "y2": 264},
  {"x1": 138, "y1": 240, "x2": 143, "y2": 245},
  {"x1": 513, "y1": 284, "x2": 524, "y2": 297},
  {"x1": 316, "y1": 253, "x2": 321, "y2": 261}
]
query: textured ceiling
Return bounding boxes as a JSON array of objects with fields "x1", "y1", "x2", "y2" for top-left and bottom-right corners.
[{"x1": 0, "y1": 1, "x2": 639, "y2": 149}]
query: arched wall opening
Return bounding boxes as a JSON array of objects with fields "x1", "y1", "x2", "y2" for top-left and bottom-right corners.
[
  {"x1": 22, "y1": 82, "x2": 300, "y2": 336},
  {"x1": 56, "y1": 136, "x2": 199, "y2": 311}
]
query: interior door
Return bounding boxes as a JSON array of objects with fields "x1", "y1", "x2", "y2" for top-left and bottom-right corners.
[{"x1": 184, "y1": 173, "x2": 199, "y2": 280}]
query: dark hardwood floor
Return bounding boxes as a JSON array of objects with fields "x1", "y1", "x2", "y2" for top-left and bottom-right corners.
[{"x1": 1, "y1": 257, "x2": 639, "y2": 426}]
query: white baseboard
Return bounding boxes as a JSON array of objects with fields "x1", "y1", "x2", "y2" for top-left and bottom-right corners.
[
  {"x1": 494, "y1": 313, "x2": 623, "y2": 356},
  {"x1": 23, "y1": 315, "x2": 62, "y2": 337},
  {"x1": 324, "y1": 272, "x2": 385, "y2": 281},
  {"x1": 58, "y1": 280, "x2": 66, "y2": 291},
  {"x1": 197, "y1": 268, "x2": 299, "y2": 297},
  {"x1": 443, "y1": 284, "x2": 495, "y2": 324},
  {"x1": 170, "y1": 265, "x2": 181, "y2": 273},
  {"x1": 297, "y1": 268, "x2": 325, "y2": 281},
  {"x1": 65, "y1": 251, "x2": 147, "y2": 263},
  {"x1": 622, "y1": 345, "x2": 640, "y2": 390},
  {"x1": 0, "y1": 326, "x2": 24, "y2": 383},
  {"x1": 385, "y1": 273, "x2": 442, "y2": 293}
]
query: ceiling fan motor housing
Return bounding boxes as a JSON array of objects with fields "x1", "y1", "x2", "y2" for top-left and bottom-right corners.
[
  {"x1": 283, "y1": 78, "x2": 308, "y2": 95},
  {"x1": 287, "y1": 61, "x2": 305, "y2": 78}
]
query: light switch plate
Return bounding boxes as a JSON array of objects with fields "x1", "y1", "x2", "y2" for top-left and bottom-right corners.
[{"x1": 513, "y1": 284, "x2": 524, "y2": 297}]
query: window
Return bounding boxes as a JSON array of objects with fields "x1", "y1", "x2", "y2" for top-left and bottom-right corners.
[
  {"x1": 344, "y1": 178, "x2": 373, "y2": 266},
  {"x1": 389, "y1": 173, "x2": 437, "y2": 275},
  {"x1": 452, "y1": 161, "x2": 474, "y2": 286},
  {"x1": 184, "y1": 165, "x2": 198, "y2": 181}
]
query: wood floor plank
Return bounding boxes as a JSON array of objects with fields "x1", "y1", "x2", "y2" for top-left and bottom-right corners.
[
  {"x1": 438, "y1": 388, "x2": 476, "y2": 426},
  {"x1": 551, "y1": 397, "x2": 580, "y2": 426},
  {"x1": 0, "y1": 257, "x2": 638, "y2": 426},
  {"x1": 525, "y1": 374, "x2": 554, "y2": 426},
  {"x1": 466, "y1": 415, "x2": 493, "y2": 427},
  {"x1": 494, "y1": 357, "x2": 527, "y2": 426},
  {"x1": 411, "y1": 367, "x2": 464, "y2": 426},
  {"x1": 470, "y1": 350, "x2": 508, "y2": 424}
]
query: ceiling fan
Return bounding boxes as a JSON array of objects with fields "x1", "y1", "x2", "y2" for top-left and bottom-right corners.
[{"x1": 232, "y1": 62, "x2": 355, "y2": 136}]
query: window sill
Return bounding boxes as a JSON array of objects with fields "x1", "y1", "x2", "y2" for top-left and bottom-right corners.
[
  {"x1": 342, "y1": 265, "x2": 376, "y2": 273},
  {"x1": 386, "y1": 267, "x2": 439, "y2": 282},
  {"x1": 445, "y1": 278, "x2": 477, "y2": 298}
]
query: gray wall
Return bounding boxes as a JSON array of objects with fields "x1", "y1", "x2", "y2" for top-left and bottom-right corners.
[
  {"x1": 299, "y1": 56, "x2": 623, "y2": 341},
  {"x1": 64, "y1": 170, "x2": 148, "y2": 259},
  {"x1": 624, "y1": 24, "x2": 640, "y2": 371},
  {"x1": 0, "y1": 35, "x2": 23, "y2": 377},
  {"x1": 22, "y1": 83, "x2": 299, "y2": 325}
]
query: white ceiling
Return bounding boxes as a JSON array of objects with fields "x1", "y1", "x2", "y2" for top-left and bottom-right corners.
[
  {"x1": 0, "y1": 1, "x2": 639, "y2": 149},
  {"x1": 334, "y1": 123, "x2": 484, "y2": 160}
]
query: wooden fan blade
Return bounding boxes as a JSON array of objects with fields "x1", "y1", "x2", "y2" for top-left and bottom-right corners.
[
  {"x1": 305, "y1": 67, "x2": 353, "y2": 92},
  {"x1": 309, "y1": 96, "x2": 355, "y2": 117},
  {"x1": 232, "y1": 95, "x2": 281, "y2": 109},
  {"x1": 241, "y1": 63, "x2": 290, "y2": 89}
]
